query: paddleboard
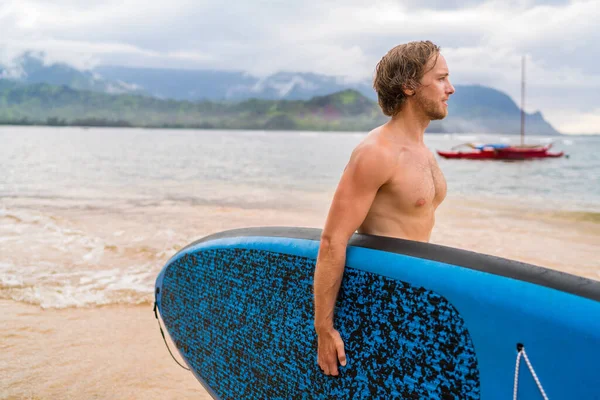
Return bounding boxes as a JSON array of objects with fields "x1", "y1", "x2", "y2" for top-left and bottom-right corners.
[{"x1": 155, "y1": 227, "x2": 600, "y2": 399}]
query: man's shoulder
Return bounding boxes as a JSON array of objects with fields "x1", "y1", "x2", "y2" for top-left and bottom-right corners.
[
  {"x1": 354, "y1": 128, "x2": 408, "y2": 162},
  {"x1": 347, "y1": 139, "x2": 398, "y2": 183},
  {"x1": 351, "y1": 139, "x2": 396, "y2": 166}
]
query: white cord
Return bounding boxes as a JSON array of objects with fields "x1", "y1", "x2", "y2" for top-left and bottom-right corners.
[
  {"x1": 513, "y1": 348, "x2": 522, "y2": 400},
  {"x1": 513, "y1": 345, "x2": 549, "y2": 400}
]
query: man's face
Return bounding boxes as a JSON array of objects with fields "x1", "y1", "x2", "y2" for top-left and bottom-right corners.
[{"x1": 414, "y1": 54, "x2": 455, "y2": 120}]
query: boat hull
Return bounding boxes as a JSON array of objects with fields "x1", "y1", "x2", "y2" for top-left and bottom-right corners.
[{"x1": 437, "y1": 145, "x2": 564, "y2": 160}]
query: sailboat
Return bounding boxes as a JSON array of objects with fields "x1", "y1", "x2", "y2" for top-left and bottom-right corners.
[{"x1": 437, "y1": 56, "x2": 564, "y2": 160}]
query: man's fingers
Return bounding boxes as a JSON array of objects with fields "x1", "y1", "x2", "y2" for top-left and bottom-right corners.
[
  {"x1": 319, "y1": 354, "x2": 337, "y2": 376},
  {"x1": 330, "y1": 363, "x2": 339, "y2": 376},
  {"x1": 318, "y1": 354, "x2": 340, "y2": 376},
  {"x1": 319, "y1": 361, "x2": 335, "y2": 376},
  {"x1": 336, "y1": 338, "x2": 347, "y2": 367},
  {"x1": 325, "y1": 355, "x2": 339, "y2": 376},
  {"x1": 317, "y1": 329, "x2": 346, "y2": 376}
]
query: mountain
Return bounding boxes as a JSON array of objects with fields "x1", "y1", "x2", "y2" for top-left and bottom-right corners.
[
  {"x1": 1, "y1": 54, "x2": 374, "y2": 101},
  {"x1": 0, "y1": 81, "x2": 560, "y2": 134},
  {"x1": 94, "y1": 66, "x2": 377, "y2": 101},
  {"x1": 93, "y1": 65, "x2": 255, "y2": 100},
  {"x1": 0, "y1": 82, "x2": 383, "y2": 131},
  {"x1": 91, "y1": 66, "x2": 559, "y2": 134},
  {"x1": 0, "y1": 52, "x2": 141, "y2": 94},
  {"x1": 0, "y1": 52, "x2": 560, "y2": 134},
  {"x1": 435, "y1": 85, "x2": 559, "y2": 135}
]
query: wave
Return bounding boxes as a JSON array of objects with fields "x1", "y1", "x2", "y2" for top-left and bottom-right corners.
[
  {"x1": 0, "y1": 206, "x2": 180, "y2": 309},
  {"x1": 0, "y1": 265, "x2": 157, "y2": 309}
]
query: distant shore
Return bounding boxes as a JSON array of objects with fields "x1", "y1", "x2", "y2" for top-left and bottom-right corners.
[
  {"x1": 0, "y1": 120, "x2": 573, "y2": 135},
  {"x1": 0, "y1": 118, "x2": 390, "y2": 132}
]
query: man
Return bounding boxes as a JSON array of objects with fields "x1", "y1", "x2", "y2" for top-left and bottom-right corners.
[{"x1": 313, "y1": 40, "x2": 455, "y2": 376}]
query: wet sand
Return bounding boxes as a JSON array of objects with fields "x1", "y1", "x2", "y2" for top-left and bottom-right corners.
[
  {"x1": 0, "y1": 300, "x2": 210, "y2": 400},
  {"x1": 1, "y1": 195, "x2": 599, "y2": 399},
  {"x1": 432, "y1": 197, "x2": 600, "y2": 279}
]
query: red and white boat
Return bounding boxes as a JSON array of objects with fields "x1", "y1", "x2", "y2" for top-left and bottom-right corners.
[{"x1": 437, "y1": 143, "x2": 564, "y2": 160}]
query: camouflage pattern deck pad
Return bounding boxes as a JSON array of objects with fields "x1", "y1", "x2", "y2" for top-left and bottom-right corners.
[{"x1": 159, "y1": 248, "x2": 480, "y2": 399}]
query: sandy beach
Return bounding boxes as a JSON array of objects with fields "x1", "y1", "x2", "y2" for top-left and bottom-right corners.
[
  {"x1": 2, "y1": 194, "x2": 599, "y2": 399},
  {"x1": 1, "y1": 195, "x2": 330, "y2": 400},
  {"x1": 1, "y1": 301, "x2": 209, "y2": 400}
]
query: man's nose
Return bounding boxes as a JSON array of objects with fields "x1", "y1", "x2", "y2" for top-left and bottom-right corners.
[{"x1": 447, "y1": 81, "x2": 455, "y2": 95}]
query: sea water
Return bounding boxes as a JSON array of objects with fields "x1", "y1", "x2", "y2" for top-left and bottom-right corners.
[{"x1": 1, "y1": 126, "x2": 598, "y2": 309}]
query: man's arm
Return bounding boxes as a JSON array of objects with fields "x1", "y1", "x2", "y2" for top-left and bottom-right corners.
[{"x1": 313, "y1": 143, "x2": 394, "y2": 376}]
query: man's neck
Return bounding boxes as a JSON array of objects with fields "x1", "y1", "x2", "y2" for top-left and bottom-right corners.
[{"x1": 385, "y1": 105, "x2": 430, "y2": 144}]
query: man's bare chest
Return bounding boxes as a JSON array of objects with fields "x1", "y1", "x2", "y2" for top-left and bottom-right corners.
[{"x1": 382, "y1": 157, "x2": 447, "y2": 210}]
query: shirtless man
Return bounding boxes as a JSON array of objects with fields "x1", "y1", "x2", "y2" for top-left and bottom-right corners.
[{"x1": 313, "y1": 41, "x2": 455, "y2": 376}]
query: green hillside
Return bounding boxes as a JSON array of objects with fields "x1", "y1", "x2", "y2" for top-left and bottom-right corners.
[
  {"x1": 0, "y1": 82, "x2": 385, "y2": 131},
  {"x1": 0, "y1": 80, "x2": 560, "y2": 134}
]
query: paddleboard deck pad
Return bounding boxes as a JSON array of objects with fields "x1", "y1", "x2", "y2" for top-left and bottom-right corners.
[{"x1": 155, "y1": 227, "x2": 600, "y2": 399}]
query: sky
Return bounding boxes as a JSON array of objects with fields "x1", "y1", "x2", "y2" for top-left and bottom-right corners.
[{"x1": 0, "y1": 0, "x2": 598, "y2": 134}]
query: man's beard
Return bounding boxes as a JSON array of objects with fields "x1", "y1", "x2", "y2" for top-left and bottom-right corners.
[{"x1": 415, "y1": 90, "x2": 447, "y2": 121}]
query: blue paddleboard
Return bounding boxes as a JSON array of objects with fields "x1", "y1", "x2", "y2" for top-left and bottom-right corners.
[{"x1": 155, "y1": 227, "x2": 600, "y2": 399}]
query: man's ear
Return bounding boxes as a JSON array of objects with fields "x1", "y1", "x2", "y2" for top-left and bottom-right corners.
[{"x1": 403, "y1": 86, "x2": 415, "y2": 96}]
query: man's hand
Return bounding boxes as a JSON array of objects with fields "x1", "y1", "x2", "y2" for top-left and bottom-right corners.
[{"x1": 317, "y1": 328, "x2": 347, "y2": 376}]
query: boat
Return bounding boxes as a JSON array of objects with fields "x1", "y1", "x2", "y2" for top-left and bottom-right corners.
[
  {"x1": 437, "y1": 142, "x2": 564, "y2": 160},
  {"x1": 437, "y1": 56, "x2": 565, "y2": 160}
]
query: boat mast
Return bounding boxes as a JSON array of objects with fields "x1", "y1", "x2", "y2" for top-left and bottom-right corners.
[{"x1": 520, "y1": 55, "x2": 525, "y2": 146}]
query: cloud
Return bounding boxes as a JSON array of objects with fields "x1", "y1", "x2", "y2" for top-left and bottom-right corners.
[
  {"x1": 548, "y1": 108, "x2": 600, "y2": 134},
  {"x1": 0, "y1": 0, "x2": 598, "y2": 133}
]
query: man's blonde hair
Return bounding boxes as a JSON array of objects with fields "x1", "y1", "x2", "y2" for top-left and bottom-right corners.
[{"x1": 373, "y1": 41, "x2": 441, "y2": 116}]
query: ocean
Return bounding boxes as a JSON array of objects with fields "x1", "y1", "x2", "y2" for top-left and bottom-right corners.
[
  {"x1": 1, "y1": 126, "x2": 598, "y2": 309},
  {"x1": 2, "y1": 126, "x2": 597, "y2": 210}
]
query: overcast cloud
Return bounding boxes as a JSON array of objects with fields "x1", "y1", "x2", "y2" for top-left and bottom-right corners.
[{"x1": 0, "y1": 0, "x2": 598, "y2": 133}]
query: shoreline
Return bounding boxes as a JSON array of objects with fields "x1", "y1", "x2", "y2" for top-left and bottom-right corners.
[
  {"x1": 1, "y1": 123, "x2": 577, "y2": 135},
  {"x1": 1, "y1": 194, "x2": 598, "y2": 310}
]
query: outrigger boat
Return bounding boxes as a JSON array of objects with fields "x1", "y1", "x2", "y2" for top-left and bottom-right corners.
[
  {"x1": 437, "y1": 142, "x2": 564, "y2": 159},
  {"x1": 437, "y1": 56, "x2": 565, "y2": 160}
]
